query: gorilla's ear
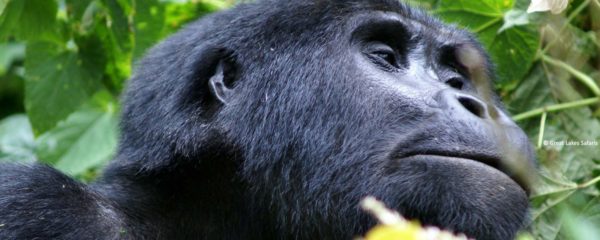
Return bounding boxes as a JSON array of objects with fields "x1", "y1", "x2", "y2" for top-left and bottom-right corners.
[
  {"x1": 181, "y1": 44, "x2": 238, "y2": 119},
  {"x1": 208, "y1": 56, "x2": 237, "y2": 104}
]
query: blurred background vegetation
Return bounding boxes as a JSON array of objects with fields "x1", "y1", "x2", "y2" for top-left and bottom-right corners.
[{"x1": 0, "y1": 0, "x2": 598, "y2": 239}]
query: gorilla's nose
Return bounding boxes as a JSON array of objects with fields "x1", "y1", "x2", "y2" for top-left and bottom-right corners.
[
  {"x1": 435, "y1": 90, "x2": 489, "y2": 119},
  {"x1": 456, "y1": 94, "x2": 488, "y2": 119}
]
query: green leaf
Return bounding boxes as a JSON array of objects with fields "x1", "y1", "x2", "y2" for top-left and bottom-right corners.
[
  {"x1": 133, "y1": 0, "x2": 166, "y2": 60},
  {"x1": 64, "y1": 0, "x2": 104, "y2": 35},
  {"x1": 80, "y1": 1, "x2": 104, "y2": 34},
  {"x1": 0, "y1": 114, "x2": 36, "y2": 162},
  {"x1": 582, "y1": 197, "x2": 600, "y2": 229},
  {"x1": 65, "y1": 0, "x2": 95, "y2": 21},
  {"x1": 163, "y1": 1, "x2": 223, "y2": 34},
  {"x1": 482, "y1": 25, "x2": 538, "y2": 84},
  {"x1": 531, "y1": 173, "x2": 578, "y2": 204},
  {"x1": 405, "y1": 0, "x2": 439, "y2": 10},
  {"x1": 436, "y1": 0, "x2": 510, "y2": 16},
  {"x1": 101, "y1": 0, "x2": 133, "y2": 53},
  {"x1": 24, "y1": 39, "x2": 105, "y2": 134},
  {"x1": 499, "y1": 9, "x2": 529, "y2": 33},
  {"x1": 435, "y1": 0, "x2": 539, "y2": 85},
  {"x1": 0, "y1": 0, "x2": 58, "y2": 41},
  {"x1": 560, "y1": 205, "x2": 600, "y2": 240},
  {"x1": 91, "y1": 0, "x2": 135, "y2": 92},
  {"x1": 0, "y1": 0, "x2": 8, "y2": 16},
  {"x1": 199, "y1": 0, "x2": 235, "y2": 10},
  {"x1": 36, "y1": 92, "x2": 118, "y2": 176},
  {"x1": 507, "y1": 64, "x2": 555, "y2": 115},
  {"x1": 531, "y1": 210, "x2": 562, "y2": 240},
  {"x1": 532, "y1": 189, "x2": 574, "y2": 224},
  {"x1": 0, "y1": 42, "x2": 25, "y2": 75}
]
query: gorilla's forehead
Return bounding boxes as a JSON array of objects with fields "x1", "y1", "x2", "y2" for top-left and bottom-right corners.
[
  {"x1": 220, "y1": 0, "x2": 437, "y2": 36},
  {"x1": 345, "y1": 11, "x2": 473, "y2": 46},
  {"x1": 221, "y1": 0, "x2": 478, "y2": 52}
]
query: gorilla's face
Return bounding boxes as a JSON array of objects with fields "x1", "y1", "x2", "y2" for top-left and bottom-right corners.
[
  {"x1": 119, "y1": 1, "x2": 535, "y2": 239},
  {"x1": 213, "y1": 8, "x2": 536, "y2": 239}
]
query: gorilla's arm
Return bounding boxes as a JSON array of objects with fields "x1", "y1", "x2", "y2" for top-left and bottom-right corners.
[{"x1": 0, "y1": 164, "x2": 124, "y2": 239}]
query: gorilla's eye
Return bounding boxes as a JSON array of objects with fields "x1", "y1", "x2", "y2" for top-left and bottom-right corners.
[
  {"x1": 440, "y1": 45, "x2": 469, "y2": 77},
  {"x1": 445, "y1": 77, "x2": 464, "y2": 90},
  {"x1": 366, "y1": 42, "x2": 398, "y2": 69}
]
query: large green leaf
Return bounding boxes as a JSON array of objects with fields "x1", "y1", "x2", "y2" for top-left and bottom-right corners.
[
  {"x1": 435, "y1": 0, "x2": 538, "y2": 85},
  {"x1": 0, "y1": 114, "x2": 36, "y2": 162},
  {"x1": 24, "y1": 39, "x2": 105, "y2": 134},
  {"x1": 0, "y1": 0, "x2": 57, "y2": 40},
  {"x1": 35, "y1": 92, "x2": 118, "y2": 176}
]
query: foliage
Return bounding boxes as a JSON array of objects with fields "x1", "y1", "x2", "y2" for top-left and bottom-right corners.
[
  {"x1": 0, "y1": 0, "x2": 235, "y2": 178},
  {"x1": 409, "y1": 0, "x2": 600, "y2": 239},
  {"x1": 0, "y1": 0, "x2": 599, "y2": 239}
]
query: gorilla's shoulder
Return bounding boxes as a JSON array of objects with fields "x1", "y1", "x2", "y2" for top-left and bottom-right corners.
[{"x1": 0, "y1": 163, "x2": 125, "y2": 239}]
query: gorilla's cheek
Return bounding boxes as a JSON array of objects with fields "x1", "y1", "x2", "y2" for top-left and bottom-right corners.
[{"x1": 381, "y1": 156, "x2": 528, "y2": 219}]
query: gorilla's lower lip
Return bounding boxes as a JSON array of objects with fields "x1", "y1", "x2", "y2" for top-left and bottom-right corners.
[{"x1": 397, "y1": 154, "x2": 530, "y2": 194}]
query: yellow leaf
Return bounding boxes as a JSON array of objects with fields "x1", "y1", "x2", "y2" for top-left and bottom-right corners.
[{"x1": 365, "y1": 224, "x2": 421, "y2": 240}]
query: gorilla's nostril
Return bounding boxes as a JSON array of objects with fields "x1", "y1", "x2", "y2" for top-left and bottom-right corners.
[
  {"x1": 445, "y1": 77, "x2": 464, "y2": 90},
  {"x1": 457, "y1": 96, "x2": 486, "y2": 118}
]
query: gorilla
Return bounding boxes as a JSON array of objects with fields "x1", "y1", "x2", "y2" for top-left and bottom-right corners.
[{"x1": 0, "y1": 0, "x2": 536, "y2": 239}]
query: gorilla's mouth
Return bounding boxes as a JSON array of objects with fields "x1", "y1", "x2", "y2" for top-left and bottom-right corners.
[{"x1": 396, "y1": 152, "x2": 530, "y2": 194}]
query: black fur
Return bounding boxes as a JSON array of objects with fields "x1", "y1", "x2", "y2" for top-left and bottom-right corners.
[{"x1": 0, "y1": 0, "x2": 536, "y2": 239}]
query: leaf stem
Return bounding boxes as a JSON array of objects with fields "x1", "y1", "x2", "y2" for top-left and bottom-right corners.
[
  {"x1": 473, "y1": 17, "x2": 502, "y2": 33},
  {"x1": 579, "y1": 176, "x2": 600, "y2": 188},
  {"x1": 513, "y1": 97, "x2": 600, "y2": 121},
  {"x1": 432, "y1": 9, "x2": 504, "y2": 18},
  {"x1": 540, "y1": 54, "x2": 600, "y2": 96},
  {"x1": 536, "y1": 111, "x2": 547, "y2": 148}
]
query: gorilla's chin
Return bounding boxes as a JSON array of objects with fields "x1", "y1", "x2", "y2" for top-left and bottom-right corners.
[{"x1": 383, "y1": 155, "x2": 529, "y2": 240}]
